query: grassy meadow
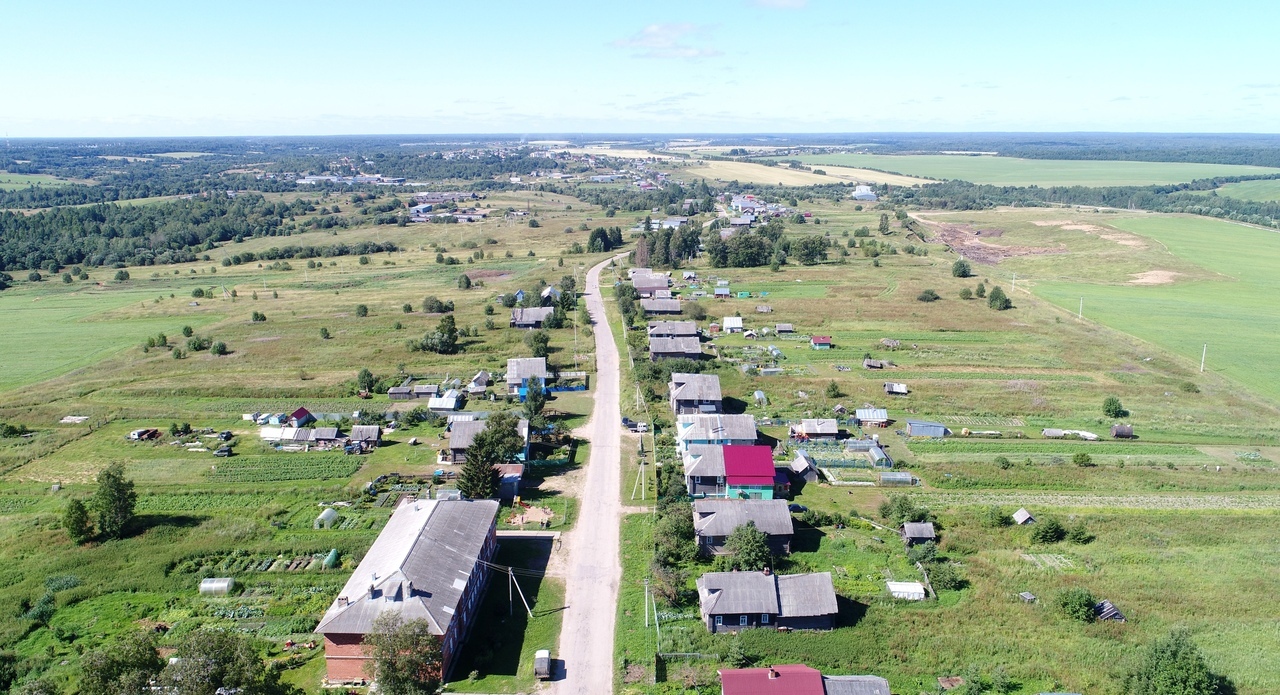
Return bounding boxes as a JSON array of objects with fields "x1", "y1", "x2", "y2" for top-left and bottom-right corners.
[
  {"x1": 0, "y1": 172, "x2": 79, "y2": 189},
  {"x1": 1202, "y1": 178, "x2": 1280, "y2": 201},
  {"x1": 769, "y1": 154, "x2": 1280, "y2": 186}
]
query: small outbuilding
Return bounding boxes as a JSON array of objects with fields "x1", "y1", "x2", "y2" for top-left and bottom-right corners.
[
  {"x1": 199, "y1": 578, "x2": 236, "y2": 596},
  {"x1": 887, "y1": 581, "x2": 927, "y2": 601},
  {"x1": 1095, "y1": 600, "x2": 1126, "y2": 622},
  {"x1": 878, "y1": 471, "x2": 915, "y2": 486},
  {"x1": 810, "y1": 336, "x2": 832, "y2": 350},
  {"x1": 1012, "y1": 508, "x2": 1035, "y2": 525},
  {"x1": 315, "y1": 508, "x2": 339, "y2": 529},
  {"x1": 1111, "y1": 424, "x2": 1134, "y2": 439},
  {"x1": 906, "y1": 420, "x2": 950, "y2": 438},
  {"x1": 902, "y1": 522, "x2": 936, "y2": 546},
  {"x1": 884, "y1": 382, "x2": 909, "y2": 396}
]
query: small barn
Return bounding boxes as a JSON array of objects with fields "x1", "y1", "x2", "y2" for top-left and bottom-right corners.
[
  {"x1": 906, "y1": 420, "x2": 950, "y2": 438},
  {"x1": 1012, "y1": 508, "x2": 1035, "y2": 525},
  {"x1": 723, "y1": 317, "x2": 745, "y2": 333},
  {"x1": 775, "y1": 323, "x2": 794, "y2": 333},
  {"x1": 199, "y1": 578, "x2": 236, "y2": 596},
  {"x1": 887, "y1": 581, "x2": 926, "y2": 601},
  {"x1": 855, "y1": 408, "x2": 889, "y2": 428},
  {"x1": 884, "y1": 382, "x2": 909, "y2": 396},
  {"x1": 902, "y1": 522, "x2": 937, "y2": 546},
  {"x1": 810, "y1": 336, "x2": 832, "y2": 350},
  {"x1": 863, "y1": 358, "x2": 884, "y2": 370},
  {"x1": 1111, "y1": 424, "x2": 1134, "y2": 439},
  {"x1": 315, "y1": 508, "x2": 339, "y2": 529}
]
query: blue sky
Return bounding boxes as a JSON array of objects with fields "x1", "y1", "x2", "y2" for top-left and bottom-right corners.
[{"x1": 2, "y1": 0, "x2": 1276, "y2": 136}]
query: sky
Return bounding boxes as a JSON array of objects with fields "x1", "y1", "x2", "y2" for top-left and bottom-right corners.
[{"x1": 1, "y1": 0, "x2": 1277, "y2": 137}]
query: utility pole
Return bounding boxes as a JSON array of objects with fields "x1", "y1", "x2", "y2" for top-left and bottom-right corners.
[
  {"x1": 1012, "y1": 272, "x2": 1016, "y2": 293},
  {"x1": 1201, "y1": 343, "x2": 1207, "y2": 373},
  {"x1": 1078, "y1": 297, "x2": 1083, "y2": 320}
]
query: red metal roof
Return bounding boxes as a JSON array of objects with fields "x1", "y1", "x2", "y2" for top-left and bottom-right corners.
[
  {"x1": 723, "y1": 445, "x2": 776, "y2": 486},
  {"x1": 810, "y1": 336, "x2": 832, "y2": 344},
  {"x1": 719, "y1": 665, "x2": 825, "y2": 695}
]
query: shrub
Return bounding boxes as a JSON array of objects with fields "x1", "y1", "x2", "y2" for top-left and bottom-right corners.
[
  {"x1": 114, "y1": 270, "x2": 130, "y2": 282},
  {"x1": 1067, "y1": 523, "x2": 1095, "y2": 544},
  {"x1": 358, "y1": 255, "x2": 370, "y2": 265},
  {"x1": 926, "y1": 562, "x2": 966, "y2": 590},
  {"x1": 879, "y1": 495, "x2": 934, "y2": 525},
  {"x1": 980, "y1": 505, "x2": 1012, "y2": 527},
  {"x1": 182, "y1": 326, "x2": 194, "y2": 337},
  {"x1": 1031, "y1": 517, "x2": 1067, "y2": 544},
  {"x1": 27, "y1": 271, "x2": 41, "y2": 282},
  {"x1": 1055, "y1": 587, "x2": 1096, "y2": 622},
  {"x1": 191, "y1": 288, "x2": 205, "y2": 298},
  {"x1": 917, "y1": 289, "x2": 940, "y2": 302},
  {"x1": 1125, "y1": 629, "x2": 1224, "y2": 695},
  {"x1": 250, "y1": 312, "x2": 266, "y2": 322},
  {"x1": 402, "y1": 303, "x2": 413, "y2": 313},
  {"x1": 1179, "y1": 381, "x2": 1200, "y2": 394},
  {"x1": 1103, "y1": 396, "x2": 1128, "y2": 418},
  {"x1": 907, "y1": 541, "x2": 938, "y2": 564},
  {"x1": 958, "y1": 287, "x2": 973, "y2": 300},
  {"x1": 987, "y1": 286, "x2": 1012, "y2": 310},
  {"x1": 975, "y1": 282, "x2": 986, "y2": 298},
  {"x1": 951, "y1": 259, "x2": 972, "y2": 277},
  {"x1": 995, "y1": 455, "x2": 1012, "y2": 469},
  {"x1": 210, "y1": 341, "x2": 228, "y2": 356},
  {"x1": 319, "y1": 328, "x2": 331, "y2": 340},
  {"x1": 355, "y1": 304, "x2": 368, "y2": 317},
  {"x1": 825, "y1": 381, "x2": 841, "y2": 398}
]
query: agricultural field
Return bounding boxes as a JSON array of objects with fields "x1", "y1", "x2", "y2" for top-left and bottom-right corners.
[
  {"x1": 1196, "y1": 178, "x2": 1280, "y2": 201},
  {"x1": 0, "y1": 172, "x2": 80, "y2": 189},
  {"x1": 768, "y1": 153, "x2": 1280, "y2": 186}
]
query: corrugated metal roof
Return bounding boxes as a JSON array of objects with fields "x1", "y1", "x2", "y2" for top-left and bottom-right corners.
[
  {"x1": 693, "y1": 498, "x2": 794, "y2": 537},
  {"x1": 777, "y1": 572, "x2": 837, "y2": 617},
  {"x1": 697, "y1": 571, "x2": 779, "y2": 615},
  {"x1": 719, "y1": 665, "x2": 825, "y2": 695},
  {"x1": 822, "y1": 676, "x2": 892, "y2": 695}
]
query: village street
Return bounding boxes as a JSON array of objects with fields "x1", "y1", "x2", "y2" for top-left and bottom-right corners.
[{"x1": 551, "y1": 256, "x2": 624, "y2": 694}]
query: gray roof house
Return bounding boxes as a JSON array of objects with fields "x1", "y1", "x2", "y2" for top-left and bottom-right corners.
[
  {"x1": 633, "y1": 274, "x2": 670, "y2": 298},
  {"x1": 902, "y1": 521, "x2": 937, "y2": 546},
  {"x1": 649, "y1": 336, "x2": 703, "y2": 361},
  {"x1": 775, "y1": 323, "x2": 795, "y2": 333},
  {"x1": 640, "y1": 298, "x2": 682, "y2": 315},
  {"x1": 648, "y1": 320, "x2": 699, "y2": 338},
  {"x1": 315, "y1": 499, "x2": 498, "y2": 683},
  {"x1": 676, "y1": 414, "x2": 757, "y2": 452},
  {"x1": 510, "y1": 306, "x2": 555, "y2": 329},
  {"x1": 854, "y1": 408, "x2": 889, "y2": 427},
  {"x1": 696, "y1": 570, "x2": 837, "y2": 633},
  {"x1": 350, "y1": 425, "x2": 381, "y2": 445},
  {"x1": 669, "y1": 372, "x2": 723, "y2": 415},
  {"x1": 466, "y1": 371, "x2": 490, "y2": 395},
  {"x1": 446, "y1": 418, "x2": 531, "y2": 464},
  {"x1": 505, "y1": 357, "x2": 552, "y2": 394},
  {"x1": 692, "y1": 498, "x2": 794, "y2": 556},
  {"x1": 789, "y1": 450, "x2": 819, "y2": 483},
  {"x1": 683, "y1": 444, "x2": 727, "y2": 496},
  {"x1": 793, "y1": 418, "x2": 839, "y2": 441}
]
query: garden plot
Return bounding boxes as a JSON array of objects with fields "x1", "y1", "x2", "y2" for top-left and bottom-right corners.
[{"x1": 1021, "y1": 552, "x2": 1075, "y2": 571}]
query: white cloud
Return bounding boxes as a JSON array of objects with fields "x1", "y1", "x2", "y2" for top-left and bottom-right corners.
[
  {"x1": 612, "y1": 24, "x2": 721, "y2": 60},
  {"x1": 751, "y1": 0, "x2": 808, "y2": 8}
]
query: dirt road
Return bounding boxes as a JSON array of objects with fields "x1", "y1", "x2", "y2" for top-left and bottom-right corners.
[{"x1": 552, "y1": 256, "x2": 624, "y2": 694}]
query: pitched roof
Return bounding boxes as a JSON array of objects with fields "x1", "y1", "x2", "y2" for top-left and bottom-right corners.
[
  {"x1": 800, "y1": 418, "x2": 838, "y2": 436},
  {"x1": 449, "y1": 418, "x2": 530, "y2": 451},
  {"x1": 723, "y1": 445, "x2": 776, "y2": 485},
  {"x1": 777, "y1": 572, "x2": 838, "y2": 617},
  {"x1": 315, "y1": 499, "x2": 499, "y2": 636},
  {"x1": 350, "y1": 425, "x2": 381, "y2": 442},
  {"x1": 633, "y1": 274, "x2": 670, "y2": 291},
  {"x1": 811, "y1": 335, "x2": 832, "y2": 345},
  {"x1": 313, "y1": 427, "x2": 340, "y2": 440},
  {"x1": 649, "y1": 336, "x2": 702, "y2": 355},
  {"x1": 718, "y1": 665, "x2": 825, "y2": 695},
  {"x1": 884, "y1": 382, "x2": 908, "y2": 394},
  {"x1": 822, "y1": 675, "x2": 893, "y2": 695},
  {"x1": 775, "y1": 323, "x2": 794, "y2": 332},
  {"x1": 1012, "y1": 508, "x2": 1035, "y2": 524},
  {"x1": 648, "y1": 320, "x2": 698, "y2": 337},
  {"x1": 855, "y1": 408, "x2": 888, "y2": 421},
  {"x1": 683, "y1": 444, "x2": 726, "y2": 478},
  {"x1": 697, "y1": 571, "x2": 778, "y2": 615},
  {"x1": 290, "y1": 407, "x2": 312, "y2": 420},
  {"x1": 723, "y1": 316, "x2": 744, "y2": 329},
  {"x1": 692, "y1": 498, "x2": 794, "y2": 537},
  {"x1": 511, "y1": 307, "x2": 555, "y2": 324},
  {"x1": 640, "y1": 298, "x2": 682, "y2": 313},
  {"x1": 506, "y1": 357, "x2": 549, "y2": 384},
  {"x1": 669, "y1": 373, "x2": 722, "y2": 402},
  {"x1": 677, "y1": 414, "x2": 757, "y2": 444},
  {"x1": 902, "y1": 522, "x2": 936, "y2": 540}
]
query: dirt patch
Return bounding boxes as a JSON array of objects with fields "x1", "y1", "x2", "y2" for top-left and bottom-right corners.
[
  {"x1": 507, "y1": 505, "x2": 554, "y2": 525},
  {"x1": 1032, "y1": 220, "x2": 1074, "y2": 226},
  {"x1": 928, "y1": 222, "x2": 1063, "y2": 265},
  {"x1": 464, "y1": 269, "x2": 512, "y2": 280},
  {"x1": 1061, "y1": 224, "x2": 1103, "y2": 232},
  {"x1": 248, "y1": 336, "x2": 281, "y2": 342},
  {"x1": 1100, "y1": 233, "x2": 1148, "y2": 249},
  {"x1": 1129, "y1": 270, "x2": 1180, "y2": 285}
]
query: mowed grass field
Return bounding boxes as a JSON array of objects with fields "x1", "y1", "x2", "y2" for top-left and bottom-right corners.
[
  {"x1": 0, "y1": 172, "x2": 78, "y2": 189},
  {"x1": 1199, "y1": 178, "x2": 1280, "y2": 201},
  {"x1": 772, "y1": 154, "x2": 1280, "y2": 186},
  {"x1": 1033, "y1": 215, "x2": 1280, "y2": 405}
]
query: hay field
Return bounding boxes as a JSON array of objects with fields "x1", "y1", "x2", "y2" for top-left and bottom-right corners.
[
  {"x1": 778, "y1": 153, "x2": 1280, "y2": 186},
  {"x1": 1200, "y1": 178, "x2": 1280, "y2": 201},
  {"x1": 684, "y1": 159, "x2": 930, "y2": 186},
  {"x1": 0, "y1": 172, "x2": 77, "y2": 189}
]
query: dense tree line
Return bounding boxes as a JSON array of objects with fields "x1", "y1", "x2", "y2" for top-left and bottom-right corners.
[{"x1": 0, "y1": 194, "x2": 322, "y2": 271}]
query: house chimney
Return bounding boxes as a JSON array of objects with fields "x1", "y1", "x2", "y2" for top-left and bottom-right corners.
[
  {"x1": 337, "y1": 596, "x2": 348, "y2": 607},
  {"x1": 369, "y1": 584, "x2": 376, "y2": 598},
  {"x1": 768, "y1": 668, "x2": 779, "y2": 679}
]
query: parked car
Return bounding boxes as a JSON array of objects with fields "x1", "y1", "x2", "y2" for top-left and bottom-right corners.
[
  {"x1": 534, "y1": 649, "x2": 552, "y2": 680},
  {"x1": 217, "y1": 431, "x2": 233, "y2": 441},
  {"x1": 788, "y1": 504, "x2": 808, "y2": 512},
  {"x1": 214, "y1": 446, "x2": 232, "y2": 457}
]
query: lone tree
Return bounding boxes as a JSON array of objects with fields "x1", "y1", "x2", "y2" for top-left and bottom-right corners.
[
  {"x1": 159, "y1": 629, "x2": 293, "y2": 695},
  {"x1": 457, "y1": 274, "x2": 472, "y2": 290},
  {"x1": 421, "y1": 314, "x2": 460, "y2": 354},
  {"x1": 1103, "y1": 396, "x2": 1128, "y2": 419},
  {"x1": 1125, "y1": 629, "x2": 1225, "y2": 695},
  {"x1": 459, "y1": 411, "x2": 523, "y2": 499},
  {"x1": 523, "y1": 377, "x2": 548, "y2": 422},
  {"x1": 917, "y1": 289, "x2": 940, "y2": 302},
  {"x1": 1031, "y1": 517, "x2": 1067, "y2": 544},
  {"x1": 825, "y1": 381, "x2": 842, "y2": 398},
  {"x1": 80, "y1": 631, "x2": 163, "y2": 695},
  {"x1": 63, "y1": 498, "x2": 93, "y2": 544},
  {"x1": 951, "y1": 259, "x2": 972, "y2": 278},
  {"x1": 878, "y1": 213, "x2": 890, "y2": 235},
  {"x1": 90, "y1": 463, "x2": 136, "y2": 540},
  {"x1": 525, "y1": 330, "x2": 550, "y2": 358},
  {"x1": 987, "y1": 286, "x2": 1012, "y2": 310},
  {"x1": 355, "y1": 304, "x2": 369, "y2": 317},
  {"x1": 364, "y1": 612, "x2": 443, "y2": 695},
  {"x1": 720, "y1": 521, "x2": 772, "y2": 571},
  {"x1": 357, "y1": 368, "x2": 378, "y2": 393}
]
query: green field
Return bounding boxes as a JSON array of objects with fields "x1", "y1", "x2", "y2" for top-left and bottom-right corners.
[
  {"x1": 773, "y1": 154, "x2": 1280, "y2": 187},
  {"x1": 1035, "y1": 215, "x2": 1280, "y2": 405},
  {"x1": 0, "y1": 172, "x2": 76, "y2": 189},
  {"x1": 1201, "y1": 178, "x2": 1280, "y2": 201}
]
